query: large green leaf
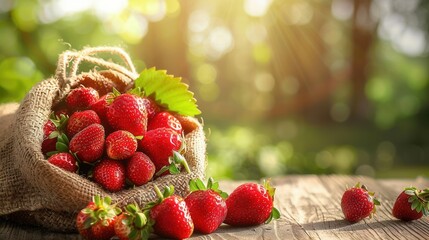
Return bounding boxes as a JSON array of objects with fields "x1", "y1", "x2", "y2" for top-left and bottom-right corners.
[{"x1": 134, "y1": 67, "x2": 201, "y2": 116}]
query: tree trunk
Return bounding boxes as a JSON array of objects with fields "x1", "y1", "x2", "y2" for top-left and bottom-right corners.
[{"x1": 349, "y1": 0, "x2": 376, "y2": 121}]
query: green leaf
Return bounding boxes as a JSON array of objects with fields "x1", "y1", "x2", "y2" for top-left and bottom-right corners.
[
  {"x1": 134, "y1": 67, "x2": 201, "y2": 116},
  {"x1": 155, "y1": 166, "x2": 169, "y2": 176},
  {"x1": 195, "y1": 178, "x2": 206, "y2": 190},
  {"x1": 49, "y1": 131, "x2": 59, "y2": 139},
  {"x1": 416, "y1": 203, "x2": 423, "y2": 213},
  {"x1": 163, "y1": 185, "x2": 175, "y2": 198},
  {"x1": 126, "y1": 204, "x2": 138, "y2": 213},
  {"x1": 103, "y1": 196, "x2": 112, "y2": 205},
  {"x1": 94, "y1": 195, "x2": 102, "y2": 206},
  {"x1": 189, "y1": 179, "x2": 198, "y2": 192},
  {"x1": 411, "y1": 200, "x2": 419, "y2": 210},
  {"x1": 83, "y1": 216, "x2": 97, "y2": 229},
  {"x1": 211, "y1": 181, "x2": 219, "y2": 190},
  {"x1": 373, "y1": 198, "x2": 381, "y2": 206},
  {"x1": 423, "y1": 207, "x2": 429, "y2": 216},
  {"x1": 60, "y1": 133, "x2": 69, "y2": 145},
  {"x1": 46, "y1": 151, "x2": 58, "y2": 157},
  {"x1": 134, "y1": 212, "x2": 147, "y2": 228},
  {"x1": 56, "y1": 142, "x2": 68, "y2": 153},
  {"x1": 272, "y1": 207, "x2": 281, "y2": 219},
  {"x1": 219, "y1": 192, "x2": 229, "y2": 199},
  {"x1": 169, "y1": 164, "x2": 180, "y2": 174},
  {"x1": 405, "y1": 189, "x2": 415, "y2": 196},
  {"x1": 265, "y1": 207, "x2": 281, "y2": 224}
]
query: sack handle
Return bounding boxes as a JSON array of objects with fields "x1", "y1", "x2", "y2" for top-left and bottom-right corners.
[{"x1": 56, "y1": 47, "x2": 139, "y2": 88}]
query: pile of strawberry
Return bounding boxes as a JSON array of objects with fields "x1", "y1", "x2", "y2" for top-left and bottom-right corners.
[
  {"x1": 41, "y1": 68, "x2": 200, "y2": 191},
  {"x1": 341, "y1": 182, "x2": 429, "y2": 223},
  {"x1": 76, "y1": 178, "x2": 281, "y2": 240}
]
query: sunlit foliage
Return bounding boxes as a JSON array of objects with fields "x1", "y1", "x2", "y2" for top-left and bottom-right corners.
[{"x1": 0, "y1": 0, "x2": 428, "y2": 179}]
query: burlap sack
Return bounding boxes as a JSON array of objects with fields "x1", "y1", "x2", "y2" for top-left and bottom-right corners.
[{"x1": 0, "y1": 47, "x2": 206, "y2": 232}]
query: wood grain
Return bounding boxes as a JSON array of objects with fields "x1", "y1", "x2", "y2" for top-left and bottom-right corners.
[{"x1": 1, "y1": 175, "x2": 428, "y2": 240}]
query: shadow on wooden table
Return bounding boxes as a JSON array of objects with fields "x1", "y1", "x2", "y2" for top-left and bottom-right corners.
[{"x1": 1, "y1": 175, "x2": 428, "y2": 240}]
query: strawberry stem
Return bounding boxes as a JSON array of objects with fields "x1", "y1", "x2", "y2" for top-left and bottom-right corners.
[{"x1": 154, "y1": 185, "x2": 164, "y2": 200}]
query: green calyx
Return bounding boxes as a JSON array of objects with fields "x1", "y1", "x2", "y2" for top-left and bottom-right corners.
[
  {"x1": 46, "y1": 113, "x2": 70, "y2": 157},
  {"x1": 189, "y1": 177, "x2": 228, "y2": 199},
  {"x1": 48, "y1": 113, "x2": 69, "y2": 138},
  {"x1": 145, "y1": 185, "x2": 175, "y2": 211},
  {"x1": 404, "y1": 187, "x2": 429, "y2": 216},
  {"x1": 352, "y1": 182, "x2": 380, "y2": 218},
  {"x1": 155, "y1": 151, "x2": 191, "y2": 176},
  {"x1": 262, "y1": 179, "x2": 281, "y2": 224},
  {"x1": 46, "y1": 133, "x2": 70, "y2": 157},
  {"x1": 82, "y1": 195, "x2": 121, "y2": 229},
  {"x1": 105, "y1": 90, "x2": 119, "y2": 105},
  {"x1": 122, "y1": 203, "x2": 154, "y2": 240}
]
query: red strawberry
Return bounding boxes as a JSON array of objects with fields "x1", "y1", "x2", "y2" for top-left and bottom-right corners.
[
  {"x1": 392, "y1": 187, "x2": 429, "y2": 221},
  {"x1": 114, "y1": 204, "x2": 153, "y2": 240},
  {"x1": 66, "y1": 110, "x2": 101, "y2": 138},
  {"x1": 147, "y1": 111, "x2": 183, "y2": 135},
  {"x1": 185, "y1": 178, "x2": 228, "y2": 234},
  {"x1": 90, "y1": 94, "x2": 111, "y2": 127},
  {"x1": 69, "y1": 124, "x2": 105, "y2": 163},
  {"x1": 139, "y1": 128, "x2": 182, "y2": 173},
  {"x1": 341, "y1": 182, "x2": 380, "y2": 222},
  {"x1": 41, "y1": 120, "x2": 57, "y2": 155},
  {"x1": 141, "y1": 97, "x2": 160, "y2": 119},
  {"x1": 76, "y1": 196, "x2": 121, "y2": 240},
  {"x1": 150, "y1": 185, "x2": 194, "y2": 239},
  {"x1": 93, "y1": 159, "x2": 126, "y2": 192},
  {"x1": 126, "y1": 152, "x2": 155, "y2": 186},
  {"x1": 224, "y1": 180, "x2": 280, "y2": 227},
  {"x1": 41, "y1": 114, "x2": 68, "y2": 155},
  {"x1": 105, "y1": 130, "x2": 138, "y2": 160},
  {"x1": 66, "y1": 86, "x2": 99, "y2": 111},
  {"x1": 106, "y1": 92, "x2": 148, "y2": 136},
  {"x1": 47, "y1": 152, "x2": 78, "y2": 173},
  {"x1": 173, "y1": 114, "x2": 199, "y2": 135}
]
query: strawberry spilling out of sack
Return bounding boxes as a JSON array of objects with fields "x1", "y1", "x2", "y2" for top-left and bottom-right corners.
[
  {"x1": 77, "y1": 178, "x2": 281, "y2": 240},
  {"x1": 41, "y1": 68, "x2": 200, "y2": 192}
]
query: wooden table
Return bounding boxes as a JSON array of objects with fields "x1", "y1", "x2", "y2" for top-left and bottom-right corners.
[{"x1": 1, "y1": 175, "x2": 428, "y2": 240}]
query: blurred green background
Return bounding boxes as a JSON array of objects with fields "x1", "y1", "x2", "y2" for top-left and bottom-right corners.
[{"x1": 1, "y1": 0, "x2": 428, "y2": 180}]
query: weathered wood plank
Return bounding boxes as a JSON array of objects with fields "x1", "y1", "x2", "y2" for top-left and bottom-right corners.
[
  {"x1": 0, "y1": 175, "x2": 428, "y2": 240},
  {"x1": 270, "y1": 175, "x2": 429, "y2": 240}
]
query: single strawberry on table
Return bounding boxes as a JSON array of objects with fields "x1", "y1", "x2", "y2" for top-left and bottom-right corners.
[
  {"x1": 392, "y1": 187, "x2": 429, "y2": 221},
  {"x1": 148, "y1": 185, "x2": 194, "y2": 239},
  {"x1": 66, "y1": 110, "x2": 101, "y2": 138},
  {"x1": 185, "y1": 178, "x2": 228, "y2": 234},
  {"x1": 126, "y1": 152, "x2": 155, "y2": 186},
  {"x1": 224, "y1": 180, "x2": 280, "y2": 227},
  {"x1": 47, "y1": 152, "x2": 78, "y2": 173},
  {"x1": 66, "y1": 86, "x2": 99, "y2": 111},
  {"x1": 106, "y1": 89, "x2": 148, "y2": 136},
  {"x1": 114, "y1": 203, "x2": 153, "y2": 240},
  {"x1": 93, "y1": 159, "x2": 126, "y2": 192},
  {"x1": 69, "y1": 123, "x2": 105, "y2": 163},
  {"x1": 76, "y1": 195, "x2": 121, "y2": 240},
  {"x1": 341, "y1": 182, "x2": 380, "y2": 223}
]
